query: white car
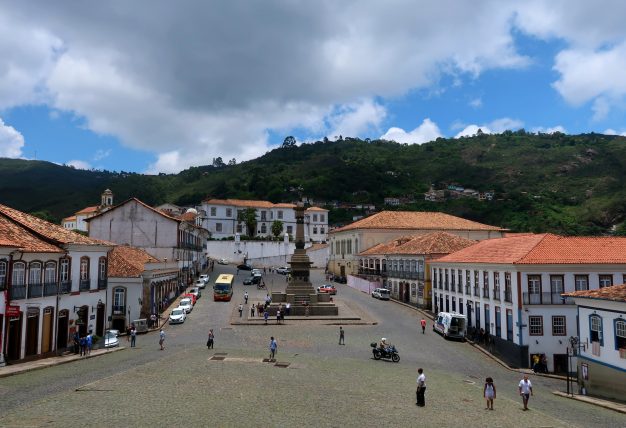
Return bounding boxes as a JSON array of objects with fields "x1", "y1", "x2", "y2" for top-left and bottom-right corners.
[
  {"x1": 104, "y1": 331, "x2": 120, "y2": 348},
  {"x1": 217, "y1": 258, "x2": 229, "y2": 265},
  {"x1": 188, "y1": 287, "x2": 201, "y2": 299},
  {"x1": 372, "y1": 288, "x2": 391, "y2": 300},
  {"x1": 199, "y1": 274, "x2": 210, "y2": 283},
  {"x1": 195, "y1": 279, "x2": 206, "y2": 289},
  {"x1": 179, "y1": 298, "x2": 193, "y2": 313},
  {"x1": 276, "y1": 266, "x2": 290, "y2": 275},
  {"x1": 252, "y1": 269, "x2": 263, "y2": 276},
  {"x1": 169, "y1": 307, "x2": 187, "y2": 324}
]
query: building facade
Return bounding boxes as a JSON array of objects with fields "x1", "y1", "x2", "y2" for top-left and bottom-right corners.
[
  {"x1": 431, "y1": 234, "x2": 626, "y2": 373},
  {"x1": 62, "y1": 189, "x2": 115, "y2": 232},
  {"x1": 0, "y1": 204, "x2": 113, "y2": 363},
  {"x1": 329, "y1": 210, "x2": 505, "y2": 278},
  {"x1": 199, "y1": 199, "x2": 328, "y2": 243}
]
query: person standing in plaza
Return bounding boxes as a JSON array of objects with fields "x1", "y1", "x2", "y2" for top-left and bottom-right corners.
[
  {"x1": 150, "y1": 313, "x2": 157, "y2": 329},
  {"x1": 244, "y1": 291, "x2": 249, "y2": 304},
  {"x1": 484, "y1": 377, "x2": 496, "y2": 410},
  {"x1": 159, "y1": 328, "x2": 165, "y2": 350},
  {"x1": 416, "y1": 368, "x2": 426, "y2": 407},
  {"x1": 420, "y1": 318, "x2": 426, "y2": 334},
  {"x1": 86, "y1": 332, "x2": 93, "y2": 355},
  {"x1": 339, "y1": 326, "x2": 345, "y2": 345},
  {"x1": 79, "y1": 335, "x2": 86, "y2": 356},
  {"x1": 518, "y1": 374, "x2": 533, "y2": 410},
  {"x1": 250, "y1": 304, "x2": 255, "y2": 317},
  {"x1": 285, "y1": 302, "x2": 291, "y2": 316},
  {"x1": 130, "y1": 326, "x2": 137, "y2": 348},
  {"x1": 264, "y1": 310, "x2": 269, "y2": 325},
  {"x1": 276, "y1": 309, "x2": 281, "y2": 324},
  {"x1": 207, "y1": 329, "x2": 214, "y2": 349},
  {"x1": 269, "y1": 336, "x2": 278, "y2": 361},
  {"x1": 126, "y1": 325, "x2": 131, "y2": 342},
  {"x1": 238, "y1": 303, "x2": 243, "y2": 317}
]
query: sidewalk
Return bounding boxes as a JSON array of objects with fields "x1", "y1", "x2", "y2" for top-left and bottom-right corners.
[
  {"x1": 552, "y1": 391, "x2": 626, "y2": 415},
  {"x1": 0, "y1": 346, "x2": 125, "y2": 379}
]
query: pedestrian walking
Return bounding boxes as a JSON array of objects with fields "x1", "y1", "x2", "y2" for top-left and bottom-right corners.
[
  {"x1": 159, "y1": 329, "x2": 165, "y2": 350},
  {"x1": 416, "y1": 368, "x2": 426, "y2": 407},
  {"x1": 244, "y1": 291, "x2": 249, "y2": 304},
  {"x1": 484, "y1": 377, "x2": 496, "y2": 410},
  {"x1": 238, "y1": 303, "x2": 244, "y2": 317},
  {"x1": 150, "y1": 313, "x2": 157, "y2": 329},
  {"x1": 251, "y1": 304, "x2": 255, "y2": 317},
  {"x1": 86, "y1": 333, "x2": 93, "y2": 355},
  {"x1": 276, "y1": 309, "x2": 281, "y2": 324},
  {"x1": 73, "y1": 331, "x2": 80, "y2": 354},
  {"x1": 420, "y1": 318, "x2": 426, "y2": 334},
  {"x1": 207, "y1": 329, "x2": 214, "y2": 349},
  {"x1": 79, "y1": 336, "x2": 87, "y2": 356},
  {"x1": 339, "y1": 326, "x2": 345, "y2": 345},
  {"x1": 518, "y1": 374, "x2": 533, "y2": 410},
  {"x1": 130, "y1": 327, "x2": 137, "y2": 348},
  {"x1": 264, "y1": 310, "x2": 269, "y2": 324},
  {"x1": 269, "y1": 336, "x2": 278, "y2": 361},
  {"x1": 263, "y1": 267, "x2": 266, "y2": 274},
  {"x1": 126, "y1": 325, "x2": 131, "y2": 342},
  {"x1": 285, "y1": 302, "x2": 291, "y2": 316}
]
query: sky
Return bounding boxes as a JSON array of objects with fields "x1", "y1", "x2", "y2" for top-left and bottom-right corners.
[{"x1": 1, "y1": 1, "x2": 626, "y2": 174}]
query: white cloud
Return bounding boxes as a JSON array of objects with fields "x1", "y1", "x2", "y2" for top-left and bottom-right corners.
[
  {"x1": 604, "y1": 128, "x2": 626, "y2": 136},
  {"x1": 66, "y1": 159, "x2": 91, "y2": 170},
  {"x1": 0, "y1": 118, "x2": 25, "y2": 158},
  {"x1": 326, "y1": 99, "x2": 387, "y2": 140},
  {"x1": 531, "y1": 125, "x2": 567, "y2": 134},
  {"x1": 380, "y1": 118, "x2": 442, "y2": 144},
  {"x1": 469, "y1": 98, "x2": 483, "y2": 108},
  {"x1": 455, "y1": 117, "x2": 523, "y2": 138}
]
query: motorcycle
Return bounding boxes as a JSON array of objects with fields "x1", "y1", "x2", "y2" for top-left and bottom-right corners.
[{"x1": 370, "y1": 342, "x2": 400, "y2": 362}]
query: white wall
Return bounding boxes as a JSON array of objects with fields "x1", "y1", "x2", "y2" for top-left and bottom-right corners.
[{"x1": 577, "y1": 301, "x2": 626, "y2": 370}]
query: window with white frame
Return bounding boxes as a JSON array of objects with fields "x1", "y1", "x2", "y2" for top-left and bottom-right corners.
[
  {"x1": 528, "y1": 275, "x2": 541, "y2": 294},
  {"x1": 575, "y1": 275, "x2": 589, "y2": 291},
  {"x1": 313, "y1": 226, "x2": 317, "y2": 234},
  {"x1": 278, "y1": 210, "x2": 283, "y2": 219},
  {"x1": 529, "y1": 316, "x2": 543, "y2": 336},
  {"x1": 226, "y1": 208, "x2": 232, "y2": 217},
  {"x1": 45, "y1": 262, "x2": 56, "y2": 284},
  {"x1": 313, "y1": 214, "x2": 318, "y2": 222},
  {"x1": 99, "y1": 258, "x2": 107, "y2": 280},
  {"x1": 616, "y1": 320, "x2": 626, "y2": 352},
  {"x1": 320, "y1": 214, "x2": 325, "y2": 222},
  {"x1": 0, "y1": 260, "x2": 6, "y2": 289},
  {"x1": 60, "y1": 258, "x2": 70, "y2": 282},
  {"x1": 80, "y1": 257, "x2": 90, "y2": 280},
  {"x1": 12, "y1": 261, "x2": 26, "y2": 285},
  {"x1": 590, "y1": 315, "x2": 603, "y2": 346},
  {"x1": 320, "y1": 227, "x2": 325, "y2": 234},
  {"x1": 215, "y1": 223, "x2": 222, "y2": 232},
  {"x1": 210, "y1": 207, "x2": 216, "y2": 216},
  {"x1": 552, "y1": 316, "x2": 566, "y2": 336},
  {"x1": 29, "y1": 261, "x2": 42, "y2": 285},
  {"x1": 599, "y1": 275, "x2": 613, "y2": 288}
]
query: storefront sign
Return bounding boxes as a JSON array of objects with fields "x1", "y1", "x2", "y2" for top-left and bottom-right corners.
[{"x1": 6, "y1": 305, "x2": 20, "y2": 317}]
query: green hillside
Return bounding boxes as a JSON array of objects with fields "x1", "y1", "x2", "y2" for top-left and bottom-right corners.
[{"x1": 2, "y1": 131, "x2": 626, "y2": 235}]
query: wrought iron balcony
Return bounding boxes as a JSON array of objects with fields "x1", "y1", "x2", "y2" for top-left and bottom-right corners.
[
  {"x1": 27, "y1": 283, "x2": 43, "y2": 298},
  {"x1": 504, "y1": 289, "x2": 512, "y2": 303},
  {"x1": 465, "y1": 285, "x2": 471, "y2": 295},
  {"x1": 483, "y1": 287, "x2": 489, "y2": 298},
  {"x1": 11, "y1": 284, "x2": 26, "y2": 299},
  {"x1": 98, "y1": 278, "x2": 108, "y2": 290},
  {"x1": 522, "y1": 292, "x2": 574, "y2": 305},
  {"x1": 79, "y1": 279, "x2": 91, "y2": 292},
  {"x1": 43, "y1": 282, "x2": 58, "y2": 296},
  {"x1": 60, "y1": 281, "x2": 72, "y2": 294},
  {"x1": 473, "y1": 286, "x2": 480, "y2": 297},
  {"x1": 492, "y1": 287, "x2": 501, "y2": 301},
  {"x1": 112, "y1": 304, "x2": 126, "y2": 315}
]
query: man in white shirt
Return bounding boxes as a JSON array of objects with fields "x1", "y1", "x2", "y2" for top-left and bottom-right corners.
[
  {"x1": 518, "y1": 374, "x2": 533, "y2": 410},
  {"x1": 416, "y1": 368, "x2": 426, "y2": 407}
]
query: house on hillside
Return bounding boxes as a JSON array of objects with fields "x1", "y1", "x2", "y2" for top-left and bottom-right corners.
[
  {"x1": 431, "y1": 234, "x2": 626, "y2": 373},
  {"x1": 86, "y1": 198, "x2": 209, "y2": 284},
  {"x1": 0, "y1": 204, "x2": 113, "y2": 362},
  {"x1": 564, "y1": 285, "x2": 626, "y2": 401},
  {"x1": 328, "y1": 210, "x2": 505, "y2": 279}
]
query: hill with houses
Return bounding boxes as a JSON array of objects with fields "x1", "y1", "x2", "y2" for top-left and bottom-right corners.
[{"x1": 1, "y1": 131, "x2": 626, "y2": 236}]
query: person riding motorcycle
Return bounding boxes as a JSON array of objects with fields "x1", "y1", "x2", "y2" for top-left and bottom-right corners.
[{"x1": 379, "y1": 338, "x2": 388, "y2": 352}]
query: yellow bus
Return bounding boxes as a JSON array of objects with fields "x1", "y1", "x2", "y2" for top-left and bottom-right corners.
[{"x1": 213, "y1": 274, "x2": 234, "y2": 301}]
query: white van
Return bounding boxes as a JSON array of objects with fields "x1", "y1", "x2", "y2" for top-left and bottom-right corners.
[
  {"x1": 433, "y1": 312, "x2": 467, "y2": 340},
  {"x1": 371, "y1": 288, "x2": 390, "y2": 300}
]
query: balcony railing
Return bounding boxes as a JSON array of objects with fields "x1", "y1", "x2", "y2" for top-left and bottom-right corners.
[
  {"x1": 358, "y1": 267, "x2": 382, "y2": 276},
  {"x1": 43, "y1": 282, "x2": 58, "y2": 296},
  {"x1": 465, "y1": 285, "x2": 471, "y2": 295},
  {"x1": 385, "y1": 270, "x2": 424, "y2": 280},
  {"x1": 60, "y1": 281, "x2": 71, "y2": 294},
  {"x1": 178, "y1": 243, "x2": 203, "y2": 252},
  {"x1": 493, "y1": 287, "x2": 501, "y2": 301},
  {"x1": 98, "y1": 278, "x2": 108, "y2": 290},
  {"x1": 522, "y1": 292, "x2": 574, "y2": 305},
  {"x1": 483, "y1": 287, "x2": 489, "y2": 298},
  {"x1": 28, "y1": 283, "x2": 43, "y2": 298},
  {"x1": 444, "y1": 282, "x2": 449, "y2": 291},
  {"x1": 79, "y1": 279, "x2": 91, "y2": 292},
  {"x1": 473, "y1": 286, "x2": 480, "y2": 297},
  {"x1": 504, "y1": 289, "x2": 512, "y2": 303},
  {"x1": 112, "y1": 305, "x2": 125, "y2": 315},
  {"x1": 12, "y1": 284, "x2": 26, "y2": 299}
]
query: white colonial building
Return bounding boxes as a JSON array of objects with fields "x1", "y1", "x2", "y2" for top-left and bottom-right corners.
[
  {"x1": 87, "y1": 198, "x2": 210, "y2": 284},
  {"x1": 565, "y1": 284, "x2": 626, "y2": 401},
  {"x1": 199, "y1": 199, "x2": 328, "y2": 243},
  {"x1": 0, "y1": 203, "x2": 113, "y2": 363},
  {"x1": 431, "y1": 233, "x2": 626, "y2": 373}
]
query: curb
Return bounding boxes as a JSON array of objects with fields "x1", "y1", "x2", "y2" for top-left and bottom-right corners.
[
  {"x1": 552, "y1": 391, "x2": 626, "y2": 414},
  {"x1": 0, "y1": 346, "x2": 126, "y2": 379}
]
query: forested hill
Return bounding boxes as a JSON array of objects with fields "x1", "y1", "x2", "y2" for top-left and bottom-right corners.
[{"x1": 2, "y1": 131, "x2": 626, "y2": 236}]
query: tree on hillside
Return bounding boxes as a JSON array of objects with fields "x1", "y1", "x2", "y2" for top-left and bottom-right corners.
[
  {"x1": 228, "y1": 158, "x2": 237, "y2": 166},
  {"x1": 237, "y1": 208, "x2": 257, "y2": 237},
  {"x1": 212, "y1": 157, "x2": 225, "y2": 167},
  {"x1": 282, "y1": 136, "x2": 297, "y2": 147},
  {"x1": 271, "y1": 220, "x2": 284, "y2": 239}
]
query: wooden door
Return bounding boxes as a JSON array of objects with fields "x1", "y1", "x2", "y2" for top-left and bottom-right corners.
[{"x1": 41, "y1": 307, "x2": 53, "y2": 353}]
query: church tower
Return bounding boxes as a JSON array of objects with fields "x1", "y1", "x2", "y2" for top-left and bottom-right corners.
[{"x1": 101, "y1": 189, "x2": 114, "y2": 209}]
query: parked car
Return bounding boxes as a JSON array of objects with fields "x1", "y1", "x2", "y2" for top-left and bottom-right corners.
[
  {"x1": 276, "y1": 266, "x2": 290, "y2": 275},
  {"x1": 334, "y1": 276, "x2": 347, "y2": 284},
  {"x1": 199, "y1": 274, "x2": 210, "y2": 283},
  {"x1": 243, "y1": 275, "x2": 262, "y2": 285},
  {"x1": 195, "y1": 279, "x2": 206, "y2": 289},
  {"x1": 188, "y1": 287, "x2": 201, "y2": 299},
  {"x1": 217, "y1": 258, "x2": 229, "y2": 265},
  {"x1": 237, "y1": 264, "x2": 253, "y2": 271},
  {"x1": 108, "y1": 329, "x2": 120, "y2": 337},
  {"x1": 179, "y1": 298, "x2": 193, "y2": 313},
  {"x1": 182, "y1": 293, "x2": 197, "y2": 305},
  {"x1": 104, "y1": 331, "x2": 120, "y2": 348},
  {"x1": 317, "y1": 284, "x2": 337, "y2": 295},
  {"x1": 371, "y1": 288, "x2": 390, "y2": 300},
  {"x1": 252, "y1": 268, "x2": 263, "y2": 276},
  {"x1": 169, "y1": 307, "x2": 187, "y2": 324}
]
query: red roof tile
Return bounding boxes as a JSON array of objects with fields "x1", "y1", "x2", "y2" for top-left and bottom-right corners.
[
  {"x1": 0, "y1": 204, "x2": 108, "y2": 247},
  {"x1": 203, "y1": 198, "x2": 326, "y2": 212},
  {"x1": 107, "y1": 245, "x2": 160, "y2": 278},
  {"x1": 564, "y1": 284, "x2": 626, "y2": 302},
  {"x1": 359, "y1": 232, "x2": 476, "y2": 256},
  {"x1": 332, "y1": 211, "x2": 504, "y2": 233},
  {"x1": 0, "y1": 214, "x2": 64, "y2": 253},
  {"x1": 436, "y1": 234, "x2": 548, "y2": 264},
  {"x1": 76, "y1": 205, "x2": 99, "y2": 215}
]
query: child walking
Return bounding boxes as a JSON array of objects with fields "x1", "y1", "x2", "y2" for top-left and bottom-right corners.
[{"x1": 484, "y1": 377, "x2": 496, "y2": 410}]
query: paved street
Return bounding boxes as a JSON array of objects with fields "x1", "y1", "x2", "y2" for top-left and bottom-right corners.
[{"x1": 1, "y1": 266, "x2": 625, "y2": 427}]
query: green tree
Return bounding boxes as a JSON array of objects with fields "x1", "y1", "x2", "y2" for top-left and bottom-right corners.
[
  {"x1": 237, "y1": 208, "x2": 257, "y2": 237},
  {"x1": 212, "y1": 157, "x2": 225, "y2": 167},
  {"x1": 271, "y1": 220, "x2": 284, "y2": 239},
  {"x1": 282, "y1": 136, "x2": 297, "y2": 147}
]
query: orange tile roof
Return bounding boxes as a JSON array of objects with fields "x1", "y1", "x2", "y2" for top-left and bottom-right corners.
[
  {"x1": 76, "y1": 205, "x2": 99, "y2": 215},
  {"x1": 0, "y1": 214, "x2": 64, "y2": 253},
  {"x1": 436, "y1": 233, "x2": 626, "y2": 265},
  {"x1": 564, "y1": 284, "x2": 626, "y2": 302},
  {"x1": 306, "y1": 206, "x2": 328, "y2": 212},
  {"x1": 0, "y1": 204, "x2": 109, "y2": 247},
  {"x1": 179, "y1": 212, "x2": 197, "y2": 222},
  {"x1": 107, "y1": 245, "x2": 160, "y2": 278},
  {"x1": 62, "y1": 216, "x2": 77, "y2": 222},
  {"x1": 332, "y1": 211, "x2": 504, "y2": 233},
  {"x1": 359, "y1": 232, "x2": 476, "y2": 256},
  {"x1": 204, "y1": 198, "x2": 292, "y2": 209}
]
